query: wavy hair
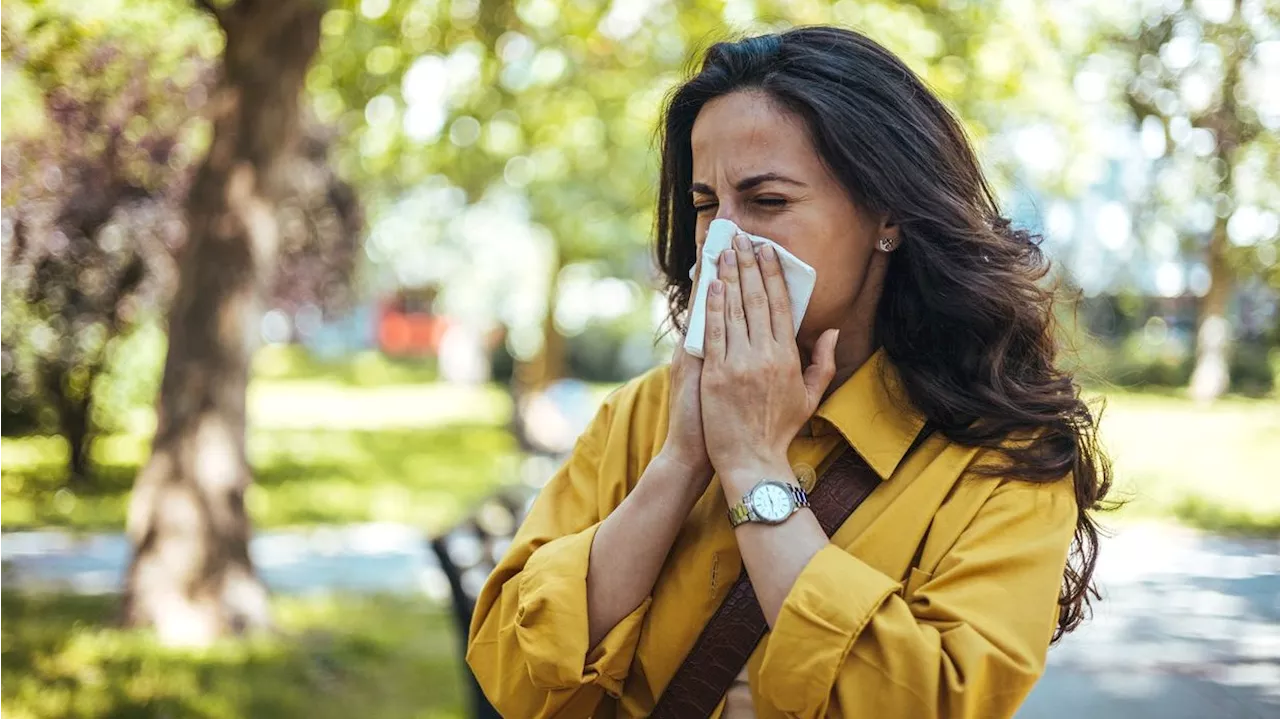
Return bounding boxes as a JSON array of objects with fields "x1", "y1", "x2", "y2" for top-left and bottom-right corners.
[{"x1": 654, "y1": 26, "x2": 1112, "y2": 640}]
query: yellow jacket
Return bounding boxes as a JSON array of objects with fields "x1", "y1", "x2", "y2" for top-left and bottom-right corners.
[{"x1": 468, "y1": 350, "x2": 1076, "y2": 718}]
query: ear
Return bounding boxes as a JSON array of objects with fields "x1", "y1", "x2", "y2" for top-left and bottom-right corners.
[
  {"x1": 879, "y1": 215, "x2": 900, "y2": 240},
  {"x1": 875, "y1": 215, "x2": 901, "y2": 253}
]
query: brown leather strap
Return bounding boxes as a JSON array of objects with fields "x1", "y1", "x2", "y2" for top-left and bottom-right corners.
[{"x1": 651, "y1": 426, "x2": 934, "y2": 718}]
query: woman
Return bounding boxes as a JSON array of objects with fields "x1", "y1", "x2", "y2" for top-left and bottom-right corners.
[{"x1": 468, "y1": 26, "x2": 1110, "y2": 719}]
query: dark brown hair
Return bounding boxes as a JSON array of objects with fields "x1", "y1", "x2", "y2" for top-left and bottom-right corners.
[{"x1": 655, "y1": 27, "x2": 1111, "y2": 640}]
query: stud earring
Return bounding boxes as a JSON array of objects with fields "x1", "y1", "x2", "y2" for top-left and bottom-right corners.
[{"x1": 878, "y1": 236, "x2": 897, "y2": 252}]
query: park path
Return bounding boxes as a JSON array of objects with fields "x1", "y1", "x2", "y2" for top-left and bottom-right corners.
[{"x1": 3, "y1": 522, "x2": 1277, "y2": 718}]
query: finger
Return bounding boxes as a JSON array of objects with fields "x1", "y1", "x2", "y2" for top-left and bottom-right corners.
[
  {"x1": 758, "y1": 243, "x2": 793, "y2": 343},
  {"x1": 732, "y1": 232, "x2": 772, "y2": 344},
  {"x1": 719, "y1": 249, "x2": 749, "y2": 353},
  {"x1": 704, "y1": 278, "x2": 727, "y2": 362},
  {"x1": 802, "y1": 329, "x2": 840, "y2": 409}
]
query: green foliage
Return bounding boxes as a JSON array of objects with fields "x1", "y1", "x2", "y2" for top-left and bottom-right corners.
[
  {"x1": 1072, "y1": 329, "x2": 1277, "y2": 395},
  {"x1": 316, "y1": 0, "x2": 1087, "y2": 201},
  {"x1": 1172, "y1": 495, "x2": 1280, "y2": 537},
  {"x1": 1, "y1": 0, "x2": 363, "y2": 474},
  {"x1": 88, "y1": 322, "x2": 167, "y2": 435},
  {"x1": 0, "y1": 592, "x2": 468, "y2": 719},
  {"x1": 564, "y1": 316, "x2": 667, "y2": 383},
  {"x1": 313, "y1": 0, "x2": 1091, "y2": 359},
  {"x1": 1102, "y1": 0, "x2": 1280, "y2": 290},
  {"x1": 0, "y1": 1, "x2": 215, "y2": 461}
]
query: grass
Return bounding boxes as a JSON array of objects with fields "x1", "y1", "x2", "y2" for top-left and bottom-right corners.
[
  {"x1": 2, "y1": 351, "x2": 494, "y2": 718},
  {"x1": 1, "y1": 379, "x2": 517, "y2": 533},
  {"x1": 1093, "y1": 389, "x2": 1280, "y2": 535},
  {"x1": 2, "y1": 424, "x2": 516, "y2": 532},
  {"x1": 0, "y1": 592, "x2": 468, "y2": 719},
  {"x1": 250, "y1": 345, "x2": 445, "y2": 388}
]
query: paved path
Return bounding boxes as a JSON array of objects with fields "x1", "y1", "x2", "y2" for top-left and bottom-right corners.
[
  {"x1": 1, "y1": 523, "x2": 454, "y2": 599},
  {"x1": 1020, "y1": 524, "x2": 1280, "y2": 718},
  {"x1": 3, "y1": 523, "x2": 1277, "y2": 718}
]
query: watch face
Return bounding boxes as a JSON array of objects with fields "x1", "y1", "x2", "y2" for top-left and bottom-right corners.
[{"x1": 751, "y1": 482, "x2": 794, "y2": 523}]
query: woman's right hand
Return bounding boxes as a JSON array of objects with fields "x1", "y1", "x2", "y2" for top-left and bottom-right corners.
[
  {"x1": 659, "y1": 341, "x2": 714, "y2": 488},
  {"x1": 655, "y1": 259, "x2": 712, "y2": 492}
]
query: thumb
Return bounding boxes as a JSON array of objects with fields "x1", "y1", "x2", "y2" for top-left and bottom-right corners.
[{"x1": 802, "y1": 328, "x2": 839, "y2": 408}]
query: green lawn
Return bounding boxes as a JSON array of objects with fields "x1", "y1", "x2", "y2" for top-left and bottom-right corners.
[
  {"x1": 1, "y1": 380, "x2": 517, "y2": 533},
  {"x1": 1, "y1": 592, "x2": 468, "y2": 719},
  {"x1": 1092, "y1": 389, "x2": 1280, "y2": 535}
]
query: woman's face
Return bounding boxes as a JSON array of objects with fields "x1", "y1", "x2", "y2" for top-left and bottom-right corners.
[{"x1": 689, "y1": 90, "x2": 894, "y2": 352}]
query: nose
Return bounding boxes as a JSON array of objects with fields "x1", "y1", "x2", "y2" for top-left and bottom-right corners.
[{"x1": 714, "y1": 201, "x2": 742, "y2": 228}]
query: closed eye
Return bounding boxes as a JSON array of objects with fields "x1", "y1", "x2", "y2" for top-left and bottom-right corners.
[
  {"x1": 693, "y1": 201, "x2": 718, "y2": 214},
  {"x1": 755, "y1": 197, "x2": 787, "y2": 208}
]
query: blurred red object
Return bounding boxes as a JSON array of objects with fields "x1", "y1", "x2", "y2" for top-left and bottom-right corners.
[{"x1": 377, "y1": 287, "x2": 449, "y2": 357}]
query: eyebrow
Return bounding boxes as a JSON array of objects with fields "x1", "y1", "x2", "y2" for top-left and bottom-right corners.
[{"x1": 690, "y1": 172, "x2": 808, "y2": 196}]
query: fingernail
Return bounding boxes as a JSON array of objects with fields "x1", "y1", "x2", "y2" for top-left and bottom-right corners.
[
  {"x1": 734, "y1": 232, "x2": 750, "y2": 251},
  {"x1": 723, "y1": 250, "x2": 736, "y2": 267},
  {"x1": 710, "y1": 279, "x2": 723, "y2": 295},
  {"x1": 760, "y1": 244, "x2": 776, "y2": 261}
]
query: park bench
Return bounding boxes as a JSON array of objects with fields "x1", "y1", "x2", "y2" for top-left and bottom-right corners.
[
  {"x1": 429, "y1": 380, "x2": 596, "y2": 716},
  {"x1": 428, "y1": 461, "x2": 547, "y2": 718}
]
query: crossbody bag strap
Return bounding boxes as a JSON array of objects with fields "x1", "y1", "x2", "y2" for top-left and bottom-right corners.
[{"x1": 650, "y1": 422, "x2": 935, "y2": 719}]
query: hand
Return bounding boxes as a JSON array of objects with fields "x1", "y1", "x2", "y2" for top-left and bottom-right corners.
[
  {"x1": 656, "y1": 262, "x2": 714, "y2": 489},
  {"x1": 700, "y1": 232, "x2": 840, "y2": 484},
  {"x1": 659, "y1": 342, "x2": 713, "y2": 483}
]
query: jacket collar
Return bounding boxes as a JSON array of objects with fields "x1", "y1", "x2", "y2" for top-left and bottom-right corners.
[{"x1": 814, "y1": 348, "x2": 926, "y2": 480}]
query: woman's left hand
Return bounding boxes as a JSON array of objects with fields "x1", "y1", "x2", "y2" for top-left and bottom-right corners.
[{"x1": 701, "y1": 230, "x2": 841, "y2": 484}]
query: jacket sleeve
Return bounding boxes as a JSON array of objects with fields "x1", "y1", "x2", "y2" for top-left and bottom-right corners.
[
  {"x1": 466, "y1": 398, "x2": 651, "y2": 718},
  {"x1": 755, "y1": 476, "x2": 1078, "y2": 719}
]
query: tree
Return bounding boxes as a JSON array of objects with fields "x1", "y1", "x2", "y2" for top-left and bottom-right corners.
[
  {"x1": 1, "y1": 11, "x2": 210, "y2": 482},
  {"x1": 1116, "y1": 0, "x2": 1278, "y2": 400},
  {"x1": 308, "y1": 0, "x2": 1085, "y2": 403},
  {"x1": 2, "y1": 0, "x2": 362, "y2": 496},
  {"x1": 122, "y1": 0, "x2": 344, "y2": 645}
]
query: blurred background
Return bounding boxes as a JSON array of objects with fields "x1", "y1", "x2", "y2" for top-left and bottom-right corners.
[{"x1": 1, "y1": 0, "x2": 1277, "y2": 717}]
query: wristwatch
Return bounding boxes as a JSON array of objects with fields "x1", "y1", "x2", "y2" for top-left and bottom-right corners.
[{"x1": 727, "y1": 480, "x2": 809, "y2": 528}]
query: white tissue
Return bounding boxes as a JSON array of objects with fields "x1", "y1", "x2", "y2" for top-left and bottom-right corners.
[{"x1": 684, "y1": 219, "x2": 817, "y2": 358}]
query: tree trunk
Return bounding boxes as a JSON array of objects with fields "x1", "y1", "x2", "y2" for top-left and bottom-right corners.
[
  {"x1": 518, "y1": 252, "x2": 568, "y2": 394},
  {"x1": 61, "y1": 388, "x2": 92, "y2": 488},
  {"x1": 1188, "y1": 9, "x2": 1245, "y2": 404},
  {"x1": 122, "y1": 1, "x2": 322, "y2": 646},
  {"x1": 1188, "y1": 219, "x2": 1233, "y2": 401},
  {"x1": 47, "y1": 365, "x2": 94, "y2": 488},
  {"x1": 508, "y1": 252, "x2": 567, "y2": 451}
]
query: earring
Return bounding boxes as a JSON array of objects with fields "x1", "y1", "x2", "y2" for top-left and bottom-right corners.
[{"x1": 878, "y1": 236, "x2": 897, "y2": 252}]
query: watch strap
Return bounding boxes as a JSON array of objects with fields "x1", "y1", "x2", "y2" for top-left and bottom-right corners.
[
  {"x1": 788, "y1": 482, "x2": 809, "y2": 509},
  {"x1": 726, "y1": 480, "x2": 809, "y2": 528}
]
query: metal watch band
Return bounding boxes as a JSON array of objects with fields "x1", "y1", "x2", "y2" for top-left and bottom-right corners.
[
  {"x1": 787, "y1": 482, "x2": 810, "y2": 509},
  {"x1": 727, "y1": 480, "x2": 809, "y2": 528}
]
